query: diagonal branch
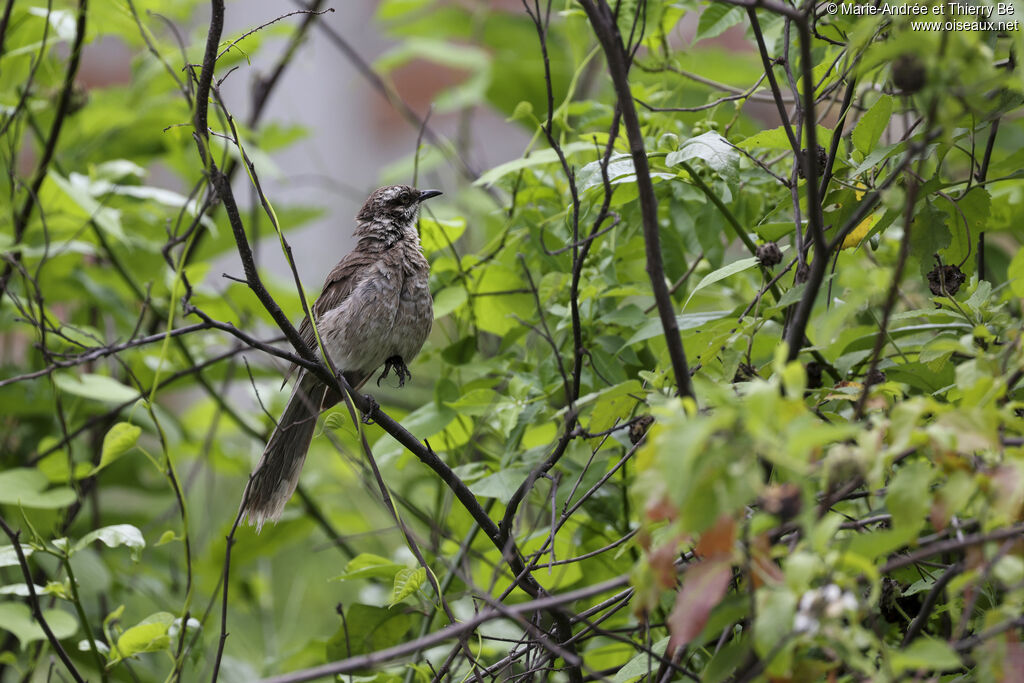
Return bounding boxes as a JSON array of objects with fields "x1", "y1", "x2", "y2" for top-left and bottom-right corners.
[{"x1": 579, "y1": 0, "x2": 695, "y2": 400}]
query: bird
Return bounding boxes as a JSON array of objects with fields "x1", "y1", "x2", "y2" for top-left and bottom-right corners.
[{"x1": 240, "y1": 184, "x2": 441, "y2": 530}]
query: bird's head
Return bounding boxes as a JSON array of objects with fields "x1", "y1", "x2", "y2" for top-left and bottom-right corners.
[{"x1": 355, "y1": 185, "x2": 442, "y2": 242}]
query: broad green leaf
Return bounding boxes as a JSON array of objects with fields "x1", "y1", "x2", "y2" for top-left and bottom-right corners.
[
  {"x1": 0, "y1": 603, "x2": 77, "y2": 647},
  {"x1": 577, "y1": 153, "x2": 675, "y2": 194},
  {"x1": 468, "y1": 467, "x2": 529, "y2": 502},
  {"x1": 114, "y1": 612, "x2": 174, "y2": 660},
  {"x1": 0, "y1": 469, "x2": 76, "y2": 509},
  {"x1": 890, "y1": 638, "x2": 961, "y2": 674},
  {"x1": 939, "y1": 187, "x2": 989, "y2": 276},
  {"x1": 1009, "y1": 247, "x2": 1024, "y2": 297},
  {"x1": 420, "y1": 216, "x2": 466, "y2": 254},
  {"x1": 667, "y1": 132, "x2": 739, "y2": 182},
  {"x1": 332, "y1": 553, "x2": 405, "y2": 582},
  {"x1": 74, "y1": 524, "x2": 145, "y2": 557},
  {"x1": 739, "y1": 125, "x2": 832, "y2": 152},
  {"x1": 909, "y1": 200, "x2": 951, "y2": 278},
  {"x1": 852, "y1": 95, "x2": 893, "y2": 156},
  {"x1": 753, "y1": 589, "x2": 795, "y2": 667},
  {"x1": 433, "y1": 286, "x2": 468, "y2": 318},
  {"x1": 624, "y1": 310, "x2": 731, "y2": 347},
  {"x1": 684, "y1": 255, "x2": 777, "y2": 309},
  {"x1": 91, "y1": 422, "x2": 141, "y2": 475},
  {"x1": 53, "y1": 373, "x2": 139, "y2": 404},
  {"x1": 474, "y1": 141, "x2": 594, "y2": 186},
  {"x1": 0, "y1": 545, "x2": 32, "y2": 568},
  {"x1": 46, "y1": 171, "x2": 125, "y2": 240},
  {"x1": 388, "y1": 567, "x2": 426, "y2": 605},
  {"x1": 614, "y1": 636, "x2": 670, "y2": 682},
  {"x1": 0, "y1": 583, "x2": 47, "y2": 597},
  {"x1": 696, "y1": 4, "x2": 744, "y2": 40},
  {"x1": 326, "y1": 604, "x2": 411, "y2": 658}
]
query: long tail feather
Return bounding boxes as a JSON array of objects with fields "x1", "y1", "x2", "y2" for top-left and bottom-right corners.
[{"x1": 241, "y1": 371, "x2": 325, "y2": 531}]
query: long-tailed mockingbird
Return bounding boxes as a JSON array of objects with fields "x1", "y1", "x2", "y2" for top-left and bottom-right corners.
[{"x1": 241, "y1": 185, "x2": 441, "y2": 530}]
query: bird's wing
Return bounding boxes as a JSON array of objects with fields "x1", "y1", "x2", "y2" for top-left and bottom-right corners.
[{"x1": 282, "y1": 249, "x2": 378, "y2": 386}]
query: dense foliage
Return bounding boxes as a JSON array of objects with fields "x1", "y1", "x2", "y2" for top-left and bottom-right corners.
[{"x1": 2, "y1": 0, "x2": 1024, "y2": 681}]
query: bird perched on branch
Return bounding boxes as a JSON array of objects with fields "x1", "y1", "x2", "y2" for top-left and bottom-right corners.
[{"x1": 241, "y1": 185, "x2": 441, "y2": 530}]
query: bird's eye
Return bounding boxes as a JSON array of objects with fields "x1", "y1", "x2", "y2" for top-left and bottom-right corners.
[{"x1": 399, "y1": 191, "x2": 413, "y2": 205}]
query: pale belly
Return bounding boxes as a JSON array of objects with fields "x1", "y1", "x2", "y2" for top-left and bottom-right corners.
[{"x1": 317, "y1": 254, "x2": 432, "y2": 374}]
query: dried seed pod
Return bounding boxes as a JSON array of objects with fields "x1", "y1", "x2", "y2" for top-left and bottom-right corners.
[
  {"x1": 927, "y1": 264, "x2": 966, "y2": 296},
  {"x1": 864, "y1": 368, "x2": 886, "y2": 387},
  {"x1": 891, "y1": 54, "x2": 926, "y2": 94},
  {"x1": 756, "y1": 241, "x2": 783, "y2": 267},
  {"x1": 797, "y1": 145, "x2": 827, "y2": 179},
  {"x1": 629, "y1": 415, "x2": 655, "y2": 445},
  {"x1": 733, "y1": 362, "x2": 758, "y2": 383},
  {"x1": 806, "y1": 361, "x2": 823, "y2": 390}
]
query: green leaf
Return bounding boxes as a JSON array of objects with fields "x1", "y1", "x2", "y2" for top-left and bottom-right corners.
[
  {"x1": 577, "y1": 153, "x2": 675, "y2": 194},
  {"x1": 474, "y1": 141, "x2": 595, "y2": 186},
  {"x1": 909, "y1": 200, "x2": 951, "y2": 278},
  {"x1": 890, "y1": 638, "x2": 961, "y2": 674},
  {"x1": 91, "y1": 422, "x2": 141, "y2": 475},
  {"x1": 0, "y1": 545, "x2": 33, "y2": 568},
  {"x1": 753, "y1": 221, "x2": 800, "y2": 241},
  {"x1": 739, "y1": 125, "x2": 832, "y2": 152},
  {"x1": 0, "y1": 469, "x2": 76, "y2": 509},
  {"x1": 388, "y1": 567, "x2": 426, "y2": 605},
  {"x1": 667, "y1": 132, "x2": 740, "y2": 182},
  {"x1": 852, "y1": 95, "x2": 893, "y2": 156},
  {"x1": 46, "y1": 171, "x2": 125, "y2": 240},
  {"x1": 939, "y1": 187, "x2": 989, "y2": 276},
  {"x1": 0, "y1": 603, "x2": 77, "y2": 647},
  {"x1": 468, "y1": 467, "x2": 529, "y2": 502},
  {"x1": 1009, "y1": 247, "x2": 1024, "y2": 298},
  {"x1": 419, "y1": 216, "x2": 466, "y2": 254},
  {"x1": 696, "y1": 4, "x2": 744, "y2": 40},
  {"x1": 114, "y1": 612, "x2": 174, "y2": 660},
  {"x1": 738, "y1": 126, "x2": 791, "y2": 151},
  {"x1": 433, "y1": 286, "x2": 468, "y2": 318},
  {"x1": 326, "y1": 604, "x2": 411, "y2": 658},
  {"x1": 332, "y1": 553, "x2": 405, "y2": 582},
  {"x1": 623, "y1": 310, "x2": 731, "y2": 347},
  {"x1": 753, "y1": 589, "x2": 795, "y2": 667},
  {"x1": 53, "y1": 373, "x2": 139, "y2": 404},
  {"x1": 685, "y1": 254, "x2": 776, "y2": 309},
  {"x1": 74, "y1": 524, "x2": 145, "y2": 558},
  {"x1": 614, "y1": 636, "x2": 670, "y2": 682}
]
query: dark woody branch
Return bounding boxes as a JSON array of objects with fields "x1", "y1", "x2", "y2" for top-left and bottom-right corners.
[{"x1": 578, "y1": 0, "x2": 696, "y2": 401}]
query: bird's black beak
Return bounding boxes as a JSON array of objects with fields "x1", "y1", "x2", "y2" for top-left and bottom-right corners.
[{"x1": 416, "y1": 189, "x2": 443, "y2": 203}]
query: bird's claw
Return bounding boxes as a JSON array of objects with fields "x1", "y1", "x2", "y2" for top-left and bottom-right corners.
[
  {"x1": 361, "y1": 394, "x2": 379, "y2": 425},
  {"x1": 377, "y1": 355, "x2": 411, "y2": 388}
]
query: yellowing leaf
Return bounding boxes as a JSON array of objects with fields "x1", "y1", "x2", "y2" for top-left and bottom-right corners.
[
  {"x1": 841, "y1": 212, "x2": 881, "y2": 250},
  {"x1": 841, "y1": 183, "x2": 879, "y2": 250}
]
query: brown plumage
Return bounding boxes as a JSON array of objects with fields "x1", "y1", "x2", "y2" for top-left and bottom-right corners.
[{"x1": 241, "y1": 185, "x2": 440, "y2": 530}]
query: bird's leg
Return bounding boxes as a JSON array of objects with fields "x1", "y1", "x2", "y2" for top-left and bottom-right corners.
[
  {"x1": 377, "y1": 355, "x2": 411, "y2": 388},
  {"x1": 361, "y1": 394, "x2": 379, "y2": 425}
]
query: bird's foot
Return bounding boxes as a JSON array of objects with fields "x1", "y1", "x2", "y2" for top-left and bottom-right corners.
[
  {"x1": 377, "y1": 355, "x2": 412, "y2": 388},
  {"x1": 360, "y1": 394, "x2": 379, "y2": 425}
]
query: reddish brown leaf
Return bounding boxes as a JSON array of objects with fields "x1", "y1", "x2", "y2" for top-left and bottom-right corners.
[
  {"x1": 667, "y1": 556, "x2": 733, "y2": 649},
  {"x1": 650, "y1": 538, "x2": 681, "y2": 589},
  {"x1": 696, "y1": 515, "x2": 736, "y2": 559},
  {"x1": 750, "y1": 533, "x2": 784, "y2": 588},
  {"x1": 646, "y1": 495, "x2": 677, "y2": 523},
  {"x1": 929, "y1": 497, "x2": 950, "y2": 532}
]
